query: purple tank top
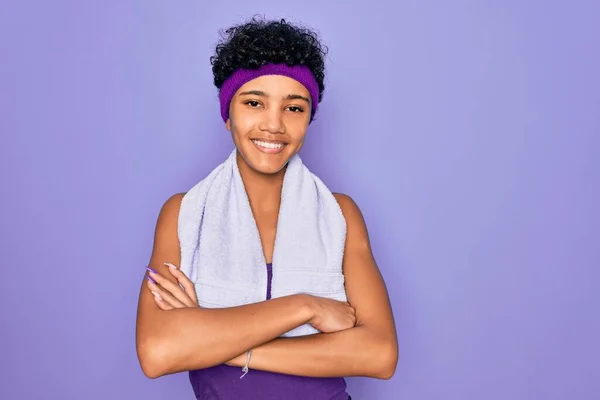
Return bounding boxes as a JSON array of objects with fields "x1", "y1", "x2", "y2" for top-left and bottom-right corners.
[{"x1": 188, "y1": 263, "x2": 350, "y2": 400}]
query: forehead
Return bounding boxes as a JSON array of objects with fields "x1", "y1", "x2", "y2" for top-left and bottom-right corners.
[{"x1": 236, "y1": 75, "x2": 310, "y2": 96}]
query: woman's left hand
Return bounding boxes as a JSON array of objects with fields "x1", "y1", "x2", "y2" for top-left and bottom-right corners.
[{"x1": 146, "y1": 262, "x2": 199, "y2": 310}]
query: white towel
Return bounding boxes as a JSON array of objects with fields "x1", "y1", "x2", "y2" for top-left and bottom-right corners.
[{"x1": 178, "y1": 148, "x2": 347, "y2": 337}]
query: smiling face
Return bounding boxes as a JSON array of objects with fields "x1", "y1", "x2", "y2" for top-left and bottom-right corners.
[{"x1": 226, "y1": 74, "x2": 312, "y2": 175}]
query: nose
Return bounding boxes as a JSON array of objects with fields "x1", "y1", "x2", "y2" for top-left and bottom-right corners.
[{"x1": 258, "y1": 107, "x2": 285, "y2": 134}]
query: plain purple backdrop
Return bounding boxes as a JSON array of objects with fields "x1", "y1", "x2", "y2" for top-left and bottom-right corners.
[{"x1": 1, "y1": 1, "x2": 599, "y2": 399}]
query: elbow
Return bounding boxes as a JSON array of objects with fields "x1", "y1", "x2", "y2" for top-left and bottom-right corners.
[
  {"x1": 137, "y1": 338, "x2": 171, "y2": 379},
  {"x1": 139, "y1": 357, "x2": 164, "y2": 380},
  {"x1": 140, "y1": 363, "x2": 162, "y2": 380},
  {"x1": 376, "y1": 360, "x2": 397, "y2": 380},
  {"x1": 372, "y1": 340, "x2": 398, "y2": 380}
]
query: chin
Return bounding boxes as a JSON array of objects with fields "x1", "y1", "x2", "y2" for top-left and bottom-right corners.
[
  {"x1": 239, "y1": 142, "x2": 294, "y2": 175},
  {"x1": 253, "y1": 163, "x2": 287, "y2": 175},
  {"x1": 247, "y1": 155, "x2": 289, "y2": 175}
]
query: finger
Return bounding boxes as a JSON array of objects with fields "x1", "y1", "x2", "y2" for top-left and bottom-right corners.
[
  {"x1": 164, "y1": 263, "x2": 195, "y2": 296},
  {"x1": 147, "y1": 279, "x2": 185, "y2": 308},
  {"x1": 146, "y1": 277, "x2": 186, "y2": 308},
  {"x1": 345, "y1": 302, "x2": 356, "y2": 313},
  {"x1": 146, "y1": 267, "x2": 196, "y2": 307},
  {"x1": 151, "y1": 289, "x2": 173, "y2": 310},
  {"x1": 165, "y1": 262, "x2": 198, "y2": 304}
]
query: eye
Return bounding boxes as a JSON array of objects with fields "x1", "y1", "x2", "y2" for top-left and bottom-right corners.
[
  {"x1": 286, "y1": 106, "x2": 304, "y2": 113},
  {"x1": 245, "y1": 100, "x2": 262, "y2": 108}
]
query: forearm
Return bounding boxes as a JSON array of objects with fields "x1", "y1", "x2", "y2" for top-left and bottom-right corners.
[
  {"x1": 137, "y1": 294, "x2": 313, "y2": 377},
  {"x1": 231, "y1": 325, "x2": 397, "y2": 379}
]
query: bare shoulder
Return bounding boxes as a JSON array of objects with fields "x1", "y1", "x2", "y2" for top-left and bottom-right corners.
[
  {"x1": 332, "y1": 192, "x2": 354, "y2": 208},
  {"x1": 333, "y1": 193, "x2": 368, "y2": 230},
  {"x1": 333, "y1": 192, "x2": 360, "y2": 216},
  {"x1": 160, "y1": 192, "x2": 187, "y2": 216},
  {"x1": 150, "y1": 192, "x2": 187, "y2": 266},
  {"x1": 333, "y1": 192, "x2": 372, "y2": 253},
  {"x1": 153, "y1": 192, "x2": 187, "y2": 238}
]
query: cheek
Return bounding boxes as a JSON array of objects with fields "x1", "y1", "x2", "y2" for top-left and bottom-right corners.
[
  {"x1": 287, "y1": 123, "x2": 308, "y2": 144},
  {"x1": 229, "y1": 117, "x2": 255, "y2": 140},
  {"x1": 231, "y1": 107, "x2": 261, "y2": 130}
]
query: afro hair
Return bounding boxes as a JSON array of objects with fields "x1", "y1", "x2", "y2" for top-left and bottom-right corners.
[{"x1": 210, "y1": 17, "x2": 328, "y2": 103}]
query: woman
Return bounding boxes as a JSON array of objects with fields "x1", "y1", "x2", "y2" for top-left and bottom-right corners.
[{"x1": 136, "y1": 17, "x2": 398, "y2": 400}]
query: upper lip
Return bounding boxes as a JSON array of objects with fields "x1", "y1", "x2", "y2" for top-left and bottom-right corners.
[{"x1": 251, "y1": 138, "x2": 288, "y2": 144}]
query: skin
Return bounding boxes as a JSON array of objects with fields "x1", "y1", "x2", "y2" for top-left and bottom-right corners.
[
  {"x1": 227, "y1": 75, "x2": 312, "y2": 262},
  {"x1": 135, "y1": 74, "x2": 398, "y2": 380}
]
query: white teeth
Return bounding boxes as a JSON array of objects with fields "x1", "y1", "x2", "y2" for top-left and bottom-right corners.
[{"x1": 252, "y1": 140, "x2": 284, "y2": 149}]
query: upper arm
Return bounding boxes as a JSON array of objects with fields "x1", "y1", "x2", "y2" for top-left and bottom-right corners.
[
  {"x1": 333, "y1": 193, "x2": 397, "y2": 344},
  {"x1": 145, "y1": 192, "x2": 185, "y2": 281},
  {"x1": 136, "y1": 193, "x2": 186, "y2": 360}
]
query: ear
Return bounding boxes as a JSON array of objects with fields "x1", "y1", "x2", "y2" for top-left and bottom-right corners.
[{"x1": 225, "y1": 118, "x2": 231, "y2": 131}]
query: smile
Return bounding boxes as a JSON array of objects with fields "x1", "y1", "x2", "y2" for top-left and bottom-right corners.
[{"x1": 251, "y1": 139, "x2": 287, "y2": 154}]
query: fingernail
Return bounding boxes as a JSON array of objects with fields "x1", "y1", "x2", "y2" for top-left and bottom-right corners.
[
  {"x1": 164, "y1": 262, "x2": 177, "y2": 269},
  {"x1": 151, "y1": 290, "x2": 162, "y2": 300},
  {"x1": 146, "y1": 266, "x2": 157, "y2": 275},
  {"x1": 146, "y1": 275, "x2": 156, "y2": 285}
]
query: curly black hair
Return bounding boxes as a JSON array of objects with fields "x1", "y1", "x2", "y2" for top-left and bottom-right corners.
[{"x1": 210, "y1": 17, "x2": 328, "y2": 103}]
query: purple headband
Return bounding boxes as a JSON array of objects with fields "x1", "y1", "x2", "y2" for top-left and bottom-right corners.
[{"x1": 219, "y1": 63, "x2": 319, "y2": 122}]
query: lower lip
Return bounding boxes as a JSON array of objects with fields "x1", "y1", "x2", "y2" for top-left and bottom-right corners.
[{"x1": 252, "y1": 140, "x2": 287, "y2": 154}]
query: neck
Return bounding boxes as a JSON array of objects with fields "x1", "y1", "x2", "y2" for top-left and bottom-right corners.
[{"x1": 236, "y1": 150, "x2": 285, "y2": 211}]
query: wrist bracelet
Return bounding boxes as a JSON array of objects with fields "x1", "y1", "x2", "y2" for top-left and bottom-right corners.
[{"x1": 240, "y1": 349, "x2": 252, "y2": 379}]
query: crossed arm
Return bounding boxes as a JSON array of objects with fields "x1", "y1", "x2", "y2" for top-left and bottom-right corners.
[{"x1": 135, "y1": 193, "x2": 398, "y2": 379}]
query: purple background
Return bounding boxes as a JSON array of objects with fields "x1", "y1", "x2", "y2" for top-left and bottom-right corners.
[{"x1": 1, "y1": 1, "x2": 599, "y2": 399}]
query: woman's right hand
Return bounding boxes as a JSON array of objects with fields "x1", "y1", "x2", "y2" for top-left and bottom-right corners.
[{"x1": 306, "y1": 295, "x2": 357, "y2": 333}]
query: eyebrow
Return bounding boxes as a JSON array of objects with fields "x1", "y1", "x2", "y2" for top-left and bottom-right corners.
[{"x1": 238, "y1": 90, "x2": 311, "y2": 104}]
